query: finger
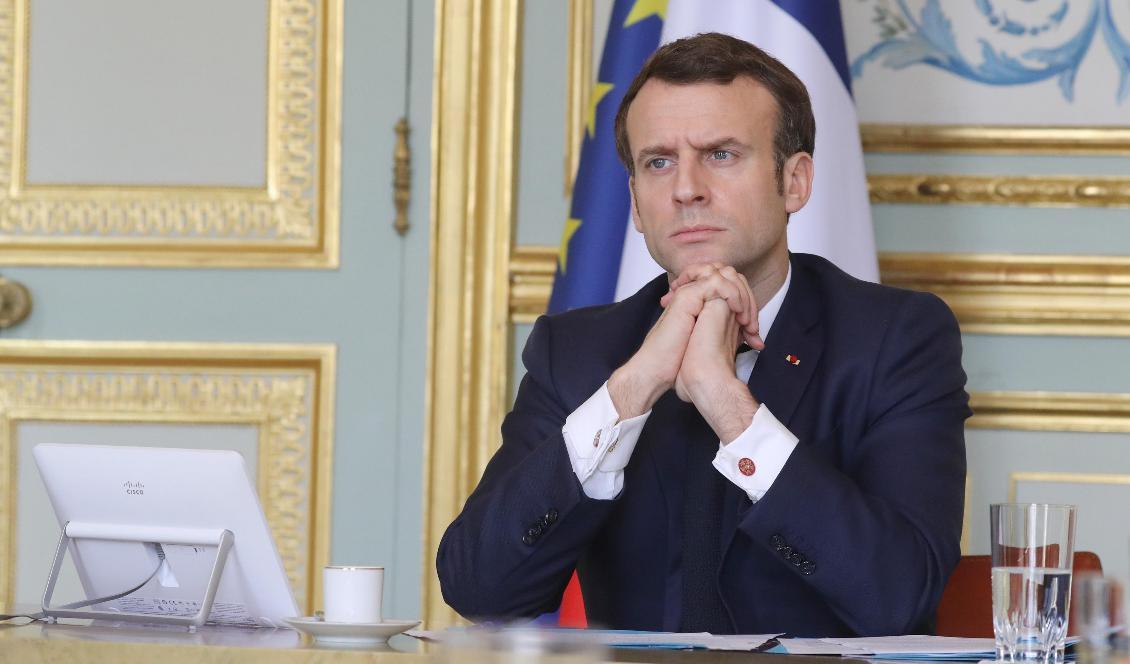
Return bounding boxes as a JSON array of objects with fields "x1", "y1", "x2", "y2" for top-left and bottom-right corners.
[
  {"x1": 700, "y1": 291, "x2": 763, "y2": 350},
  {"x1": 744, "y1": 331, "x2": 766, "y2": 351},
  {"x1": 733, "y1": 271, "x2": 761, "y2": 339},
  {"x1": 699, "y1": 298, "x2": 746, "y2": 356},
  {"x1": 692, "y1": 269, "x2": 748, "y2": 323},
  {"x1": 668, "y1": 263, "x2": 720, "y2": 292},
  {"x1": 671, "y1": 274, "x2": 742, "y2": 316},
  {"x1": 709, "y1": 276, "x2": 763, "y2": 351},
  {"x1": 713, "y1": 268, "x2": 758, "y2": 340},
  {"x1": 715, "y1": 266, "x2": 752, "y2": 327}
]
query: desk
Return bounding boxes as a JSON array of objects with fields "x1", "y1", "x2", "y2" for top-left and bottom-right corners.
[
  {"x1": 0, "y1": 620, "x2": 861, "y2": 663},
  {"x1": 0, "y1": 620, "x2": 429, "y2": 663}
]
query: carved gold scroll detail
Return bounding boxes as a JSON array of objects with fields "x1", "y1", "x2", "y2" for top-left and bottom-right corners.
[{"x1": 868, "y1": 175, "x2": 1130, "y2": 207}]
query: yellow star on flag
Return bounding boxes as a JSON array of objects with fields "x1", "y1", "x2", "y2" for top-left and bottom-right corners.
[
  {"x1": 586, "y1": 82, "x2": 614, "y2": 139},
  {"x1": 623, "y1": 0, "x2": 667, "y2": 27},
  {"x1": 558, "y1": 217, "x2": 582, "y2": 273}
]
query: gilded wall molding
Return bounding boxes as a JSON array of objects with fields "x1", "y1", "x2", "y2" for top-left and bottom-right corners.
[
  {"x1": 881, "y1": 253, "x2": 1130, "y2": 336},
  {"x1": 564, "y1": 0, "x2": 593, "y2": 196},
  {"x1": 1008, "y1": 472, "x2": 1130, "y2": 503},
  {"x1": 423, "y1": 0, "x2": 522, "y2": 630},
  {"x1": 510, "y1": 244, "x2": 557, "y2": 323},
  {"x1": 510, "y1": 246, "x2": 1130, "y2": 336},
  {"x1": 868, "y1": 174, "x2": 1130, "y2": 207},
  {"x1": 970, "y1": 392, "x2": 1130, "y2": 433},
  {"x1": 0, "y1": 341, "x2": 335, "y2": 615},
  {"x1": 0, "y1": 0, "x2": 342, "y2": 268},
  {"x1": 862, "y1": 125, "x2": 1130, "y2": 155}
]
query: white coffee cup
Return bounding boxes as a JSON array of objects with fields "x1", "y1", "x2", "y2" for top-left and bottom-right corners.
[{"x1": 323, "y1": 565, "x2": 384, "y2": 624}]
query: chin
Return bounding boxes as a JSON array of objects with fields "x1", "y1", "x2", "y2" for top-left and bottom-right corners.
[{"x1": 673, "y1": 252, "x2": 729, "y2": 271}]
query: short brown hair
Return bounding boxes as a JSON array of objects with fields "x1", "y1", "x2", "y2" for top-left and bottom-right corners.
[{"x1": 613, "y1": 32, "x2": 814, "y2": 187}]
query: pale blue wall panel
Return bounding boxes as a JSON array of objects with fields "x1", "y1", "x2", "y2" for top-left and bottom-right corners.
[
  {"x1": 511, "y1": 323, "x2": 534, "y2": 406},
  {"x1": 516, "y1": 2, "x2": 571, "y2": 248},
  {"x1": 873, "y1": 205, "x2": 1130, "y2": 255},
  {"x1": 962, "y1": 335, "x2": 1130, "y2": 394}
]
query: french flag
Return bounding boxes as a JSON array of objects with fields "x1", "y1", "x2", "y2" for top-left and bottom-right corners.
[{"x1": 549, "y1": 0, "x2": 877, "y2": 626}]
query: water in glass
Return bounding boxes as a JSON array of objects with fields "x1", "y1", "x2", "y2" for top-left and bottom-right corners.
[{"x1": 992, "y1": 565, "x2": 1073, "y2": 662}]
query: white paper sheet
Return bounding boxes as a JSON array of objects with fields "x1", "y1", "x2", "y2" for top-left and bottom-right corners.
[
  {"x1": 779, "y1": 635, "x2": 998, "y2": 658},
  {"x1": 407, "y1": 628, "x2": 780, "y2": 651}
]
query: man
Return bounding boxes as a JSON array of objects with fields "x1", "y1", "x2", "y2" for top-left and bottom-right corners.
[{"x1": 437, "y1": 32, "x2": 969, "y2": 637}]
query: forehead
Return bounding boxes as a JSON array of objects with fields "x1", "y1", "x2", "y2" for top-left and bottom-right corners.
[{"x1": 625, "y1": 77, "x2": 778, "y2": 147}]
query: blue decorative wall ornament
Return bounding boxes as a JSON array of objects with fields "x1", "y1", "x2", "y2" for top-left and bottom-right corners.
[
  {"x1": 1102, "y1": 0, "x2": 1130, "y2": 100},
  {"x1": 851, "y1": 0, "x2": 1130, "y2": 102}
]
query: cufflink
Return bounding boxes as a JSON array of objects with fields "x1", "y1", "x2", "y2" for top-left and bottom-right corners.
[{"x1": 738, "y1": 457, "x2": 756, "y2": 476}]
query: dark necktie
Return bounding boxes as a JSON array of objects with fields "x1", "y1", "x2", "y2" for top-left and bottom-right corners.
[
  {"x1": 678, "y1": 342, "x2": 755, "y2": 633},
  {"x1": 678, "y1": 414, "x2": 733, "y2": 633}
]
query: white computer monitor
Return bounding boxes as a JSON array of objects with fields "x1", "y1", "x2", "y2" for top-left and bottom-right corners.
[{"x1": 33, "y1": 443, "x2": 299, "y2": 628}]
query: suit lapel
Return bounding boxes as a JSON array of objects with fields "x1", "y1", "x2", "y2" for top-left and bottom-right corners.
[{"x1": 746, "y1": 257, "x2": 824, "y2": 428}]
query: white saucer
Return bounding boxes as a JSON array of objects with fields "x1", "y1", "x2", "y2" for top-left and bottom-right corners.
[{"x1": 283, "y1": 616, "x2": 421, "y2": 646}]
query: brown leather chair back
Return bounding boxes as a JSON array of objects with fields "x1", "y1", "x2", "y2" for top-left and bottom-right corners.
[{"x1": 936, "y1": 551, "x2": 1102, "y2": 637}]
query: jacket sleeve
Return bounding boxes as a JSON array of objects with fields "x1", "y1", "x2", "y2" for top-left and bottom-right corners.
[
  {"x1": 731, "y1": 291, "x2": 970, "y2": 635},
  {"x1": 436, "y1": 314, "x2": 620, "y2": 621}
]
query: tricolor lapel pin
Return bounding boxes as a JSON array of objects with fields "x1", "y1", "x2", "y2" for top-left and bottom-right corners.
[{"x1": 785, "y1": 354, "x2": 800, "y2": 366}]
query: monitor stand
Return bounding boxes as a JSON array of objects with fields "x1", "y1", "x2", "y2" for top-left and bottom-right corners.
[{"x1": 41, "y1": 521, "x2": 234, "y2": 631}]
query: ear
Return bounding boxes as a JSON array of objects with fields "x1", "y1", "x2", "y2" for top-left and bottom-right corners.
[
  {"x1": 781, "y1": 152, "x2": 813, "y2": 215},
  {"x1": 629, "y1": 177, "x2": 643, "y2": 232}
]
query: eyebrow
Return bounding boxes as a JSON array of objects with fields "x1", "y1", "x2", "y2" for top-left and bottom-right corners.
[
  {"x1": 635, "y1": 145, "x2": 672, "y2": 166},
  {"x1": 692, "y1": 137, "x2": 748, "y2": 152},
  {"x1": 635, "y1": 137, "x2": 751, "y2": 165}
]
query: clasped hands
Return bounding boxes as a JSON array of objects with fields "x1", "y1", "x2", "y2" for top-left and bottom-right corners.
[{"x1": 608, "y1": 263, "x2": 763, "y2": 443}]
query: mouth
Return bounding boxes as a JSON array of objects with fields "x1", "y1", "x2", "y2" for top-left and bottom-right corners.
[{"x1": 670, "y1": 225, "x2": 725, "y2": 243}]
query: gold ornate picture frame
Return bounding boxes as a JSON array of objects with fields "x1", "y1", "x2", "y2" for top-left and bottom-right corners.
[
  {"x1": 0, "y1": 340, "x2": 335, "y2": 615},
  {"x1": 0, "y1": 0, "x2": 342, "y2": 268}
]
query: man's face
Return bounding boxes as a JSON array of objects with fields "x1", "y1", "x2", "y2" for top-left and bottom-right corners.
[{"x1": 625, "y1": 77, "x2": 810, "y2": 284}]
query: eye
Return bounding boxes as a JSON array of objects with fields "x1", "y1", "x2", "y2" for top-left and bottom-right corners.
[
  {"x1": 646, "y1": 157, "x2": 671, "y2": 170},
  {"x1": 710, "y1": 149, "x2": 733, "y2": 161}
]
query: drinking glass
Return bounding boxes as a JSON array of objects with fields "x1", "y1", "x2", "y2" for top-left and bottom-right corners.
[
  {"x1": 1076, "y1": 573, "x2": 1122, "y2": 649},
  {"x1": 991, "y1": 503, "x2": 1077, "y2": 664}
]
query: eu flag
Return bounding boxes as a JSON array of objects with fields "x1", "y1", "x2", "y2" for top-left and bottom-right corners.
[
  {"x1": 544, "y1": 0, "x2": 664, "y2": 629},
  {"x1": 547, "y1": 0, "x2": 664, "y2": 315}
]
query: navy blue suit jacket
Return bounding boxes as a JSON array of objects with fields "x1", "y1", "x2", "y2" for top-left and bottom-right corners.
[{"x1": 438, "y1": 253, "x2": 970, "y2": 636}]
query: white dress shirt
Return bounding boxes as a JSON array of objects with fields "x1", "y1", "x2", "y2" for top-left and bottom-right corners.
[{"x1": 562, "y1": 266, "x2": 798, "y2": 501}]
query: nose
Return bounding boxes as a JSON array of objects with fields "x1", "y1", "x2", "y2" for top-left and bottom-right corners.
[{"x1": 672, "y1": 158, "x2": 708, "y2": 206}]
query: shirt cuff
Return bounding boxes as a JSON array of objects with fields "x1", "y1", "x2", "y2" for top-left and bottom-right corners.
[
  {"x1": 712, "y1": 404, "x2": 798, "y2": 503},
  {"x1": 562, "y1": 383, "x2": 650, "y2": 500}
]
